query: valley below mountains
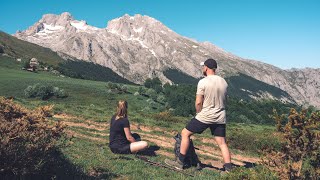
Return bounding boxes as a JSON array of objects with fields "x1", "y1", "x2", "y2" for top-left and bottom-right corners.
[{"x1": 13, "y1": 12, "x2": 320, "y2": 108}]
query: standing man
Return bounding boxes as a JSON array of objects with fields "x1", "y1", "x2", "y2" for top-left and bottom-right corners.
[{"x1": 165, "y1": 58, "x2": 233, "y2": 171}]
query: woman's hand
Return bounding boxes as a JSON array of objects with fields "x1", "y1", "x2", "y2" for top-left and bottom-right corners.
[{"x1": 124, "y1": 127, "x2": 136, "y2": 143}]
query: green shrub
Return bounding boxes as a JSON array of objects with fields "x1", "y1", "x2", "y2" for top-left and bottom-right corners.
[
  {"x1": 146, "y1": 89, "x2": 157, "y2": 101},
  {"x1": 22, "y1": 60, "x2": 30, "y2": 69},
  {"x1": 106, "y1": 82, "x2": 128, "y2": 94},
  {"x1": 53, "y1": 87, "x2": 68, "y2": 98},
  {"x1": 238, "y1": 114, "x2": 250, "y2": 123},
  {"x1": 24, "y1": 83, "x2": 54, "y2": 100},
  {"x1": 24, "y1": 83, "x2": 68, "y2": 100},
  {"x1": 138, "y1": 86, "x2": 146, "y2": 96},
  {"x1": 156, "y1": 95, "x2": 166, "y2": 103},
  {"x1": 154, "y1": 85, "x2": 163, "y2": 93},
  {"x1": 106, "y1": 81, "x2": 117, "y2": 89},
  {"x1": 146, "y1": 98, "x2": 156, "y2": 106},
  {"x1": 141, "y1": 106, "x2": 151, "y2": 112},
  {"x1": 120, "y1": 85, "x2": 128, "y2": 93}
]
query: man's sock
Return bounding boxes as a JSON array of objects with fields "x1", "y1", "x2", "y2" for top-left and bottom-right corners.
[{"x1": 179, "y1": 153, "x2": 186, "y2": 163}]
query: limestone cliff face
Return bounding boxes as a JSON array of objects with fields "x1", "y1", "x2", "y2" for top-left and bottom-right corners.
[{"x1": 14, "y1": 12, "x2": 320, "y2": 107}]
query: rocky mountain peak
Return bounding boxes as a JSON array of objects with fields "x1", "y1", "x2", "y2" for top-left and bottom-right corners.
[
  {"x1": 106, "y1": 14, "x2": 175, "y2": 38},
  {"x1": 15, "y1": 12, "x2": 75, "y2": 36},
  {"x1": 40, "y1": 12, "x2": 74, "y2": 26}
]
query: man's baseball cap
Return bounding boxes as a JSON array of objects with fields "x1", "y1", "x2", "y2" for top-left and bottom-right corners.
[{"x1": 200, "y1": 58, "x2": 217, "y2": 69}]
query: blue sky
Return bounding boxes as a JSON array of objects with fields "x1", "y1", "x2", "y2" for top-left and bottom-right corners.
[{"x1": 1, "y1": 0, "x2": 319, "y2": 69}]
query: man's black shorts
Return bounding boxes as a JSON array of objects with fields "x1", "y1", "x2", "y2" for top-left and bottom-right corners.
[{"x1": 186, "y1": 118, "x2": 226, "y2": 137}]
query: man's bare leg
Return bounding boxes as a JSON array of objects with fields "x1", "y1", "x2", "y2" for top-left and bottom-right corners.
[
  {"x1": 164, "y1": 128, "x2": 194, "y2": 169},
  {"x1": 214, "y1": 136, "x2": 231, "y2": 163},
  {"x1": 180, "y1": 128, "x2": 194, "y2": 155}
]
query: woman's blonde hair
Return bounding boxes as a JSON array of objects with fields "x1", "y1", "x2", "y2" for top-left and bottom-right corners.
[{"x1": 115, "y1": 100, "x2": 128, "y2": 120}]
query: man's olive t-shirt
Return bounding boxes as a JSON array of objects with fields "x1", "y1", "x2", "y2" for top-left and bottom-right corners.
[{"x1": 195, "y1": 75, "x2": 228, "y2": 124}]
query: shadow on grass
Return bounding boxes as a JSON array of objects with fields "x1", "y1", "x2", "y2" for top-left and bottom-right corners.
[
  {"x1": 0, "y1": 148, "x2": 118, "y2": 180},
  {"x1": 200, "y1": 163, "x2": 222, "y2": 171},
  {"x1": 138, "y1": 145, "x2": 160, "y2": 156},
  {"x1": 200, "y1": 161, "x2": 257, "y2": 172},
  {"x1": 243, "y1": 161, "x2": 257, "y2": 168}
]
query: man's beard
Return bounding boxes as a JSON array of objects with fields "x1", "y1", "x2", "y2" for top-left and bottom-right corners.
[{"x1": 203, "y1": 71, "x2": 207, "y2": 76}]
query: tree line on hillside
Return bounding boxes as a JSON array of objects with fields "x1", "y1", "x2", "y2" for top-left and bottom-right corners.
[
  {"x1": 163, "y1": 68, "x2": 293, "y2": 103},
  {"x1": 143, "y1": 77, "x2": 303, "y2": 125},
  {"x1": 140, "y1": 77, "x2": 195, "y2": 116},
  {"x1": 225, "y1": 73, "x2": 293, "y2": 101},
  {"x1": 163, "y1": 68, "x2": 199, "y2": 85},
  {"x1": 57, "y1": 60, "x2": 134, "y2": 85}
]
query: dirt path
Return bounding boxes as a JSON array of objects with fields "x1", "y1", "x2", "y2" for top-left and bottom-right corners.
[
  {"x1": 54, "y1": 114, "x2": 260, "y2": 170},
  {"x1": 67, "y1": 130, "x2": 107, "y2": 143}
]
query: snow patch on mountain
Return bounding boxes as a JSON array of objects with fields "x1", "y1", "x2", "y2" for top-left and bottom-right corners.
[
  {"x1": 133, "y1": 27, "x2": 143, "y2": 33},
  {"x1": 36, "y1": 23, "x2": 64, "y2": 36},
  {"x1": 70, "y1": 21, "x2": 86, "y2": 29}
]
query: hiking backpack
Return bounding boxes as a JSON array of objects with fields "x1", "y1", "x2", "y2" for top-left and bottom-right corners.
[{"x1": 173, "y1": 133, "x2": 201, "y2": 169}]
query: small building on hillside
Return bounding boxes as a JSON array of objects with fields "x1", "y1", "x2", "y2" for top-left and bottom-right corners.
[
  {"x1": 30, "y1": 58, "x2": 39, "y2": 67},
  {"x1": 27, "y1": 58, "x2": 39, "y2": 71}
]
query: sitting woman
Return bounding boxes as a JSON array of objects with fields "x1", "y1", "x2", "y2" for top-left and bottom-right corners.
[{"x1": 109, "y1": 100, "x2": 148, "y2": 154}]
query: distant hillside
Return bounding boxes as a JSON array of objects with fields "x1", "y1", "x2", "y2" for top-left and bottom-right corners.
[
  {"x1": 0, "y1": 55, "x2": 22, "y2": 69},
  {"x1": 226, "y1": 73, "x2": 295, "y2": 102},
  {"x1": 0, "y1": 31, "x2": 134, "y2": 84},
  {"x1": 0, "y1": 31, "x2": 63, "y2": 66}
]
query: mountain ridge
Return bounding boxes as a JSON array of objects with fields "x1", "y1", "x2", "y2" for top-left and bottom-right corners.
[{"x1": 13, "y1": 12, "x2": 320, "y2": 108}]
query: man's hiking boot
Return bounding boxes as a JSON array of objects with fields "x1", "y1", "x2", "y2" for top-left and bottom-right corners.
[
  {"x1": 165, "y1": 158, "x2": 184, "y2": 170},
  {"x1": 223, "y1": 163, "x2": 234, "y2": 172}
]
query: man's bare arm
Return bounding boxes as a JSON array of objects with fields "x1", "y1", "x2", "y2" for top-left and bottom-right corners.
[{"x1": 195, "y1": 95, "x2": 204, "y2": 114}]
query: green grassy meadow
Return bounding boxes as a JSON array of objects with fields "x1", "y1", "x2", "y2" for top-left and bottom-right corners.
[{"x1": 0, "y1": 56, "x2": 279, "y2": 179}]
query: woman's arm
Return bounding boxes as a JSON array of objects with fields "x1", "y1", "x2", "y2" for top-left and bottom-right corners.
[{"x1": 124, "y1": 127, "x2": 136, "y2": 143}]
